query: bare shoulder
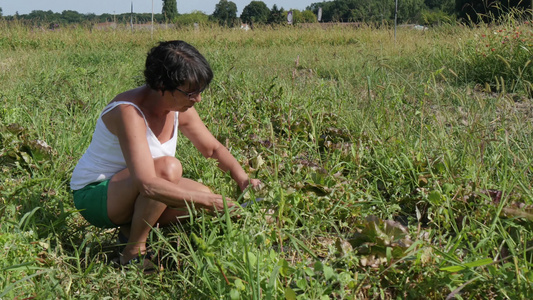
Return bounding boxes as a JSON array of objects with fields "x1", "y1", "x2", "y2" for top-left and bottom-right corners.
[{"x1": 102, "y1": 102, "x2": 145, "y2": 136}]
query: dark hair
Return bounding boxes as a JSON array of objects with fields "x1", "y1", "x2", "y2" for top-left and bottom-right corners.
[{"x1": 144, "y1": 40, "x2": 213, "y2": 93}]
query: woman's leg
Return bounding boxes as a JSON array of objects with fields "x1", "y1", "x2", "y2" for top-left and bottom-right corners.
[{"x1": 106, "y1": 156, "x2": 211, "y2": 263}]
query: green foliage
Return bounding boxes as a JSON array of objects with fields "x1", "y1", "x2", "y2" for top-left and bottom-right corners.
[
  {"x1": 268, "y1": 5, "x2": 285, "y2": 25},
  {"x1": 3, "y1": 9, "x2": 167, "y2": 26},
  {"x1": 175, "y1": 11, "x2": 211, "y2": 27},
  {"x1": 397, "y1": 0, "x2": 426, "y2": 23},
  {"x1": 1, "y1": 20, "x2": 533, "y2": 299},
  {"x1": 240, "y1": 1, "x2": 270, "y2": 24},
  {"x1": 453, "y1": 20, "x2": 533, "y2": 95},
  {"x1": 307, "y1": 0, "x2": 399, "y2": 23},
  {"x1": 284, "y1": 9, "x2": 318, "y2": 24},
  {"x1": 61, "y1": 10, "x2": 83, "y2": 23},
  {"x1": 301, "y1": 10, "x2": 318, "y2": 23},
  {"x1": 456, "y1": 0, "x2": 531, "y2": 23},
  {"x1": 421, "y1": 8, "x2": 455, "y2": 26},
  {"x1": 162, "y1": 0, "x2": 178, "y2": 22},
  {"x1": 0, "y1": 123, "x2": 55, "y2": 172},
  {"x1": 425, "y1": 0, "x2": 455, "y2": 13},
  {"x1": 211, "y1": 0, "x2": 239, "y2": 27}
]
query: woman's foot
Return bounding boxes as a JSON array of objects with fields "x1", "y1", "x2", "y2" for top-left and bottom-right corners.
[
  {"x1": 113, "y1": 250, "x2": 157, "y2": 274},
  {"x1": 120, "y1": 242, "x2": 148, "y2": 265},
  {"x1": 120, "y1": 251, "x2": 157, "y2": 274}
]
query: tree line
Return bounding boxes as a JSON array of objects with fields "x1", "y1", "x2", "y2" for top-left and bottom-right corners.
[{"x1": 0, "y1": 0, "x2": 531, "y2": 28}]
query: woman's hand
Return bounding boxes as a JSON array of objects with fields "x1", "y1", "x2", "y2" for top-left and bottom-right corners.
[
  {"x1": 211, "y1": 194, "x2": 237, "y2": 211},
  {"x1": 239, "y1": 178, "x2": 263, "y2": 192}
]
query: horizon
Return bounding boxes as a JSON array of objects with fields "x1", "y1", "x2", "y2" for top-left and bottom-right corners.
[{"x1": 0, "y1": 0, "x2": 325, "y2": 17}]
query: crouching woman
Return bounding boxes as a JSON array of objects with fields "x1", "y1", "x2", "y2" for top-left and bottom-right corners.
[{"x1": 70, "y1": 40, "x2": 261, "y2": 267}]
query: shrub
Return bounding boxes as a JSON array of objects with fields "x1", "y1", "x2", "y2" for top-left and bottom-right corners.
[{"x1": 458, "y1": 20, "x2": 533, "y2": 95}]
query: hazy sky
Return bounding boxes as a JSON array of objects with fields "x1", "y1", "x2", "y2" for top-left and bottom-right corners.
[{"x1": 0, "y1": 0, "x2": 327, "y2": 16}]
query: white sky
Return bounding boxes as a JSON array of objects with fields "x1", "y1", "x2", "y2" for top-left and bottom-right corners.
[{"x1": 0, "y1": 0, "x2": 328, "y2": 16}]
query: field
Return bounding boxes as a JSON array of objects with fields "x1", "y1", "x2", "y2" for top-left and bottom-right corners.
[{"x1": 1, "y1": 19, "x2": 533, "y2": 299}]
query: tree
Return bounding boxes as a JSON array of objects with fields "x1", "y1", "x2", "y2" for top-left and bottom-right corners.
[
  {"x1": 240, "y1": 1, "x2": 270, "y2": 24},
  {"x1": 397, "y1": 0, "x2": 425, "y2": 23},
  {"x1": 177, "y1": 11, "x2": 211, "y2": 27},
  {"x1": 301, "y1": 10, "x2": 318, "y2": 23},
  {"x1": 0, "y1": 7, "x2": 3, "y2": 17},
  {"x1": 307, "y1": 0, "x2": 425, "y2": 23},
  {"x1": 268, "y1": 4, "x2": 285, "y2": 24},
  {"x1": 62, "y1": 10, "x2": 83, "y2": 23},
  {"x1": 162, "y1": 0, "x2": 178, "y2": 22},
  {"x1": 456, "y1": 0, "x2": 531, "y2": 23},
  {"x1": 285, "y1": 9, "x2": 317, "y2": 24},
  {"x1": 212, "y1": 0, "x2": 238, "y2": 26},
  {"x1": 425, "y1": 0, "x2": 453, "y2": 11},
  {"x1": 421, "y1": 0, "x2": 455, "y2": 25}
]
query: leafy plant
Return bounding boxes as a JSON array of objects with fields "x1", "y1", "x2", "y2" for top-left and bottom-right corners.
[
  {"x1": 455, "y1": 19, "x2": 533, "y2": 95},
  {"x1": 1, "y1": 20, "x2": 532, "y2": 299}
]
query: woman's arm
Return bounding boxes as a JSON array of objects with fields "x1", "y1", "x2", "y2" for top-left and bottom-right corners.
[
  {"x1": 178, "y1": 107, "x2": 261, "y2": 191},
  {"x1": 103, "y1": 104, "x2": 232, "y2": 210}
]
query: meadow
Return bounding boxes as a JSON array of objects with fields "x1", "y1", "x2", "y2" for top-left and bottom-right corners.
[{"x1": 1, "y1": 17, "x2": 533, "y2": 299}]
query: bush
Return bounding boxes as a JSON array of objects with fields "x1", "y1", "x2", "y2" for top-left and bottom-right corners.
[
  {"x1": 457, "y1": 20, "x2": 533, "y2": 95},
  {"x1": 421, "y1": 9, "x2": 455, "y2": 26}
]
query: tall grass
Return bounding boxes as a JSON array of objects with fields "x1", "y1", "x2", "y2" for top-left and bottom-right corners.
[{"x1": 1, "y1": 20, "x2": 532, "y2": 298}]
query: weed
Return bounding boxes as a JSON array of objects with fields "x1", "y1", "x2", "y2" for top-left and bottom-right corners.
[{"x1": 0, "y1": 21, "x2": 532, "y2": 299}]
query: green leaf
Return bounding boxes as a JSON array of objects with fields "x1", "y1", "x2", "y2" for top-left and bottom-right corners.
[
  {"x1": 386, "y1": 246, "x2": 392, "y2": 264},
  {"x1": 440, "y1": 258, "x2": 493, "y2": 272},
  {"x1": 323, "y1": 265, "x2": 335, "y2": 281},
  {"x1": 245, "y1": 251, "x2": 257, "y2": 266},
  {"x1": 442, "y1": 183, "x2": 455, "y2": 195},
  {"x1": 230, "y1": 289, "x2": 240, "y2": 300},
  {"x1": 296, "y1": 278, "x2": 307, "y2": 290},
  {"x1": 440, "y1": 265, "x2": 466, "y2": 272},
  {"x1": 1, "y1": 262, "x2": 36, "y2": 271},
  {"x1": 304, "y1": 266, "x2": 315, "y2": 277},
  {"x1": 527, "y1": 271, "x2": 533, "y2": 282},
  {"x1": 234, "y1": 278, "x2": 245, "y2": 291},
  {"x1": 268, "y1": 265, "x2": 281, "y2": 289},
  {"x1": 428, "y1": 190, "x2": 442, "y2": 204},
  {"x1": 278, "y1": 259, "x2": 292, "y2": 277},
  {"x1": 285, "y1": 287, "x2": 297, "y2": 300},
  {"x1": 313, "y1": 261, "x2": 323, "y2": 272},
  {"x1": 464, "y1": 258, "x2": 493, "y2": 268}
]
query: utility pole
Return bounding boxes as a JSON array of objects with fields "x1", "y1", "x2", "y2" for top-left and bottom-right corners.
[
  {"x1": 130, "y1": 1, "x2": 134, "y2": 33},
  {"x1": 394, "y1": 0, "x2": 398, "y2": 41}
]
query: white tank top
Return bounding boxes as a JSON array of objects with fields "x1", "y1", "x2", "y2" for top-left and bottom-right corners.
[{"x1": 70, "y1": 101, "x2": 179, "y2": 190}]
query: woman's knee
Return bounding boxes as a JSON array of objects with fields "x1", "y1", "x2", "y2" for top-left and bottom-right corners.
[{"x1": 154, "y1": 156, "x2": 183, "y2": 182}]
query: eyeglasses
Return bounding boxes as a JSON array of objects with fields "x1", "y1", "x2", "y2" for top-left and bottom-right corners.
[{"x1": 175, "y1": 86, "x2": 204, "y2": 100}]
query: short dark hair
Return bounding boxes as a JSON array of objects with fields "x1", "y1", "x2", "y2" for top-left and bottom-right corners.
[{"x1": 144, "y1": 40, "x2": 213, "y2": 93}]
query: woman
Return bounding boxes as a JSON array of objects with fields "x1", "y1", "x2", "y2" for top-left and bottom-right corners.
[{"x1": 70, "y1": 40, "x2": 261, "y2": 268}]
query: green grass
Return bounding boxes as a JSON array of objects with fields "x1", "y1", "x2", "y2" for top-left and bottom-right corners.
[{"x1": 1, "y1": 20, "x2": 533, "y2": 299}]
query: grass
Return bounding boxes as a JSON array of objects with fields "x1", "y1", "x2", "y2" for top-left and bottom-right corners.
[{"x1": 1, "y1": 19, "x2": 533, "y2": 299}]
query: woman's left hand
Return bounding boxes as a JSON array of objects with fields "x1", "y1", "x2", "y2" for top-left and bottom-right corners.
[{"x1": 239, "y1": 178, "x2": 263, "y2": 192}]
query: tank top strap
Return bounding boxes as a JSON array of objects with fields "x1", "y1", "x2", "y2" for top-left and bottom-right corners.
[{"x1": 101, "y1": 101, "x2": 148, "y2": 125}]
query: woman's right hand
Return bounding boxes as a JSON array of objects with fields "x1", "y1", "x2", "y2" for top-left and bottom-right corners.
[{"x1": 211, "y1": 194, "x2": 236, "y2": 211}]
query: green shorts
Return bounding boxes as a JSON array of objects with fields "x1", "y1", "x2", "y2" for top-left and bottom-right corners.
[{"x1": 73, "y1": 180, "x2": 117, "y2": 228}]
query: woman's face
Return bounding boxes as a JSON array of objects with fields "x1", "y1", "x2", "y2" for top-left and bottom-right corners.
[{"x1": 171, "y1": 85, "x2": 202, "y2": 112}]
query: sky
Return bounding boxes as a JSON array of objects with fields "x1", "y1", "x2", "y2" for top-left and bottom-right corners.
[{"x1": 0, "y1": 0, "x2": 325, "y2": 16}]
